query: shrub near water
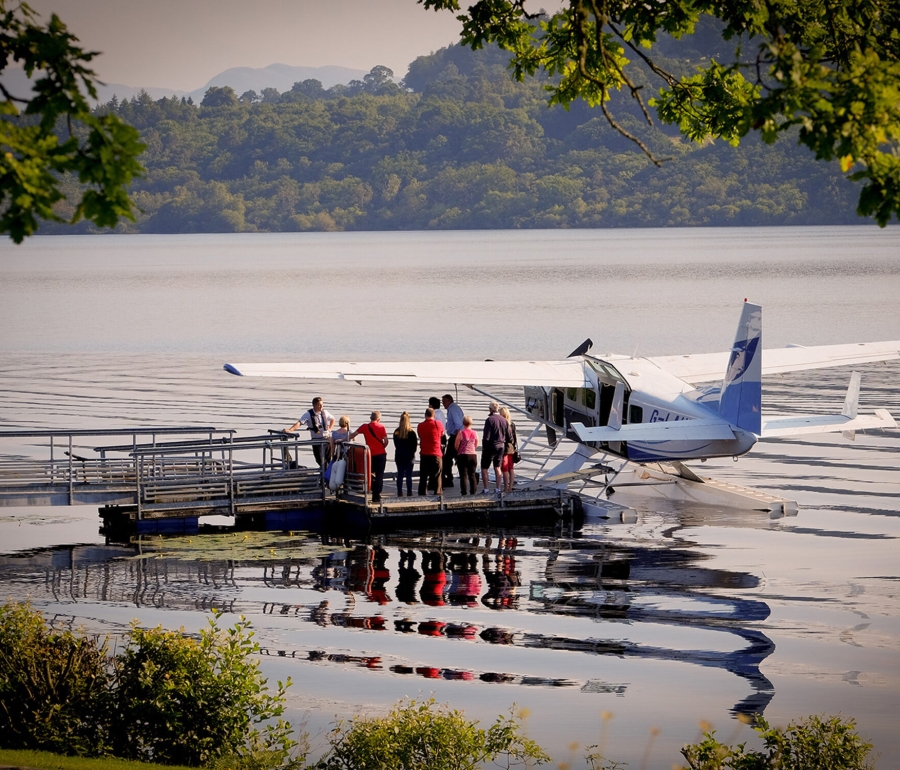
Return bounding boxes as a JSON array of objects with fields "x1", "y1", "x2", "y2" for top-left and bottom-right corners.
[
  {"x1": 681, "y1": 715, "x2": 874, "y2": 770},
  {"x1": 111, "y1": 613, "x2": 298, "y2": 767},
  {"x1": 0, "y1": 602, "x2": 112, "y2": 756},
  {"x1": 0, "y1": 603, "x2": 299, "y2": 768},
  {"x1": 316, "y1": 698, "x2": 550, "y2": 770}
]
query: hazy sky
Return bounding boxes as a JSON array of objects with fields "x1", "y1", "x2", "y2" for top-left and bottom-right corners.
[{"x1": 27, "y1": 0, "x2": 465, "y2": 91}]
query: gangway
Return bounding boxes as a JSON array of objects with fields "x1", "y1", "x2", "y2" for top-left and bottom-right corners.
[{"x1": 0, "y1": 428, "x2": 328, "y2": 518}]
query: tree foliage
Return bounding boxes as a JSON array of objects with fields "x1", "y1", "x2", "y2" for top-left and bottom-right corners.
[
  {"x1": 0, "y1": 0, "x2": 145, "y2": 242},
  {"x1": 419, "y1": 0, "x2": 900, "y2": 225},
  {"x1": 64, "y1": 52, "x2": 863, "y2": 235}
]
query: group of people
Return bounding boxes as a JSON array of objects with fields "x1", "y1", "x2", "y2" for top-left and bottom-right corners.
[{"x1": 285, "y1": 394, "x2": 519, "y2": 503}]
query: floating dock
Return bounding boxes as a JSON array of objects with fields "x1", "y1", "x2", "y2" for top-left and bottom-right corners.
[{"x1": 0, "y1": 428, "x2": 590, "y2": 535}]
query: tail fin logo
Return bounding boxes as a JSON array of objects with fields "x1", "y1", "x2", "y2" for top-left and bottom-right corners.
[
  {"x1": 723, "y1": 336, "x2": 761, "y2": 390},
  {"x1": 719, "y1": 303, "x2": 763, "y2": 435}
]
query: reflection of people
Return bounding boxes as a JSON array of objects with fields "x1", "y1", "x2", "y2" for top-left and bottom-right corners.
[
  {"x1": 351, "y1": 411, "x2": 389, "y2": 503},
  {"x1": 481, "y1": 401, "x2": 510, "y2": 493},
  {"x1": 286, "y1": 397, "x2": 334, "y2": 467},
  {"x1": 417, "y1": 408, "x2": 444, "y2": 496},
  {"x1": 442, "y1": 393, "x2": 464, "y2": 487},
  {"x1": 366, "y1": 547, "x2": 391, "y2": 605},
  {"x1": 499, "y1": 406, "x2": 518, "y2": 492},
  {"x1": 481, "y1": 551, "x2": 520, "y2": 610},
  {"x1": 392, "y1": 412, "x2": 418, "y2": 497},
  {"x1": 396, "y1": 549, "x2": 421, "y2": 604},
  {"x1": 454, "y1": 415, "x2": 479, "y2": 495},
  {"x1": 448, "y1": 552, "x2": 482, "y2": 607},
  {"x1": 420, "y1": 551, "x2": 447, "y2": 606},
  {"x1": 310, "y1": 599, "x2": 330, "y2": 626}
]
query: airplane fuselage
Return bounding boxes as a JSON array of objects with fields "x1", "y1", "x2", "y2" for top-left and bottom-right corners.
[{"x1": 526, "y1": 354, "x2": 758, "y2": 464}]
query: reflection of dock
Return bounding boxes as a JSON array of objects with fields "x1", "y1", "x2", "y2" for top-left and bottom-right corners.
[{"x1": 0, "y1": 429, "x2": 592, "y2": 533}]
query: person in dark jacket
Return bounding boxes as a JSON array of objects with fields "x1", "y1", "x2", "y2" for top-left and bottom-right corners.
[
  {"x1": 417, "y1": 407, "x2": 444, "y2": 496},
  {"x1": 481, "y1": 401, "x2": 510, "y2": 493},
  {"x1": 392, "y1": 411, "x2": 418, "y2": 497}
]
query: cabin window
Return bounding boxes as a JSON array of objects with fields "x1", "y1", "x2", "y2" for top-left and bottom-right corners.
[
  {"x1": 629, "y1": 405, "x2": 643, "y2": 424},
  {"x1": 566, "y1": 387, "x2": 577, "y2": 401},
  {"x1": 583, "y1": 388, "x2": 596, "y2": 410}
]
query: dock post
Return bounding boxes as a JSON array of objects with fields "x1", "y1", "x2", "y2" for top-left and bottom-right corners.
[
  {"x1": 229, "y1": 440, "x2": 235, "y2": 516},
  {"x1": 321, "y1": 439, "x2": 326, "y2": 507},
  {"x1": 135, "y1": 452, "x2": 142, "y2": 521},
  {"x1": 67, "y1": 434, "x2": 73, "y2": 505}
]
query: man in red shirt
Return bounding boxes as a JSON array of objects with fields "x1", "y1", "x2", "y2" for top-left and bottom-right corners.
[
  {"x1": 416, "y1": 407, "x2": 444, "y2": 496},
  {"x1": 351, "y1": 411, "x2": 389, "y2": 503}
]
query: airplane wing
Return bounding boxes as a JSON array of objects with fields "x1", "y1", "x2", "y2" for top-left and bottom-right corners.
[
  {"x1": 570, "y1": 419, "x2": 737, "y2": 443},
  {"x1": 224, "y1": 359, "x2": 591, "y2": 388},
  {"x1": 648, "y1": 340, "x2": 900, "y2": 384}
]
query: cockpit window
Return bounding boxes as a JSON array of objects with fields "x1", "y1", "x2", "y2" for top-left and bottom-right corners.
[{"x1": 587, "y1": 360, "x2": 625, "y2": 383}]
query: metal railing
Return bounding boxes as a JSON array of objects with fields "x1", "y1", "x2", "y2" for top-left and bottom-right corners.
[{"x1": 0, "y1": 428, "x2": 330, "y2": 515}]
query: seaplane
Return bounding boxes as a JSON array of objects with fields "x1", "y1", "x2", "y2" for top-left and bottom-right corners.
[{"x1": 224, "y1": 302, "x2": 899, "y2": 514}]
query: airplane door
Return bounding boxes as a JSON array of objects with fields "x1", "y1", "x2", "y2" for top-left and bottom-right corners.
[
  {"x1": 524, "y1": 386, "x2": 558, "y2": 447},
  {"x1": 550, "y1": 387, "x2": 564, "y2": 446}
]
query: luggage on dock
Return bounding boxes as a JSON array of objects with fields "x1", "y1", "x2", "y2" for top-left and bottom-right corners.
[
  {"x1": 345, "y1": 444, "x2": 370, "y2": 491},
  {"x1": 328, "y1": 458, "x2": 347, "y2": 490}
]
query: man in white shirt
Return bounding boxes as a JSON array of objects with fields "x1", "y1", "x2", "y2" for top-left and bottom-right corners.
[
  {"x1": 428, "y1": 396, "x2": 445, "y2": 428},
  {"x1": 286, "y1": 396, "x2": 335, "y2": 467}
]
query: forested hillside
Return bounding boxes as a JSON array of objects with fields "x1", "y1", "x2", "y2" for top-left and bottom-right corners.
[{"x1": 46, "y1": 42, "x2": 865, "y2": 234}]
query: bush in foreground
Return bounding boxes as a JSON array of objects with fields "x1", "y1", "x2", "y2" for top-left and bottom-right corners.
[
  {"x1": 315, "y1": 698, "x2": 550, "y2": 770},
  {"x1": 112, "y1": 614, "x2": 298, "y2": 767},
  {"x1": 0, "y1": 603, "x2": 300, "y2": 768},
  {"x1": 0, "y1": 602, "x2": 112, "y2": 756},
  {"x1": 680, "y1": 714, "x2": 874, "y2": 770}
]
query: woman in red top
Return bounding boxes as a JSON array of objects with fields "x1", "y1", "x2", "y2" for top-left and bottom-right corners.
[
  {"x1": 454, "y1": 415, "x2": 479, "y2": 495},
  {"x1": 351, "y1": 411, "x2": 388, "y2": 503}
]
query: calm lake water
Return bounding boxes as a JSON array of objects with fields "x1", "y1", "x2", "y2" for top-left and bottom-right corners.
[{"x1": 1, "y1": 228, "x2": 900, "y2": 768}]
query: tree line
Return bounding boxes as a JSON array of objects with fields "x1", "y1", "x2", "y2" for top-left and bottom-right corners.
[{"x1": 42, "y1": 41, "x2": 868, "y2": 236}]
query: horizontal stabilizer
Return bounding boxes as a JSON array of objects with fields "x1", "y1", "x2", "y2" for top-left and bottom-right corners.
[
  {"x1": 223, "y1": 359, "x2": 590, "y2": 388},
  {"x1": 760, "y1": 409, "x2": 897, "y2": 438},
  {"x1": 571, "y1": 419, "x2": 736, "y2": 444}
]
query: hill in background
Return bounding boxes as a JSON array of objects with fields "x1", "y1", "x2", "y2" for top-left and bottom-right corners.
[
  {"x1": 0, "y1": 63, "x2": 368, "y2": 105},
  {"x1": 40, "y1": 39, "x2": 868, "y2": 234}
]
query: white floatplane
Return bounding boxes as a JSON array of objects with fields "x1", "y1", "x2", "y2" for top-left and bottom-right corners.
[{"x1": 224, "y1": 302, "x2": 899, "y2": 514}]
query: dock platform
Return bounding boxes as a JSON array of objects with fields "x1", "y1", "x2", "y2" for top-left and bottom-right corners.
[{"x1": 0, "y1": 428, "x2": 582, "y2": 534}]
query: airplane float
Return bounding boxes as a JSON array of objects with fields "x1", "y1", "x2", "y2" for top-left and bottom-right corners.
[{"x1": 225, "y1": 302, "x2": 899, "y2": 514}]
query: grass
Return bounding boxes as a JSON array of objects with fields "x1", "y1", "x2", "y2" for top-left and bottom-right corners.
[{"x1": 0, "y1": 750, "x2": 194, "y2": 770}]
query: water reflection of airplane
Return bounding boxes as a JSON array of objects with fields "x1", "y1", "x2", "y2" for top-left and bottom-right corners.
[
  {"x1": 1, "y1": 536, "x2": 774, "y2": 714},
  {"x1": 224, "y1": 302, "x2": 899, "y2": 510}
]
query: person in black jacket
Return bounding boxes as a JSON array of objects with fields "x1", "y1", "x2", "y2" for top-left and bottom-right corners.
[{"x1": 393, "y1": 411, "x2": 418, "y2": 497}]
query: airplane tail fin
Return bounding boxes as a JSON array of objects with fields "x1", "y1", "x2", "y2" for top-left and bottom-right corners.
[{"x1": 718, "y1": 302, "x2": 763, "y2": 435}]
